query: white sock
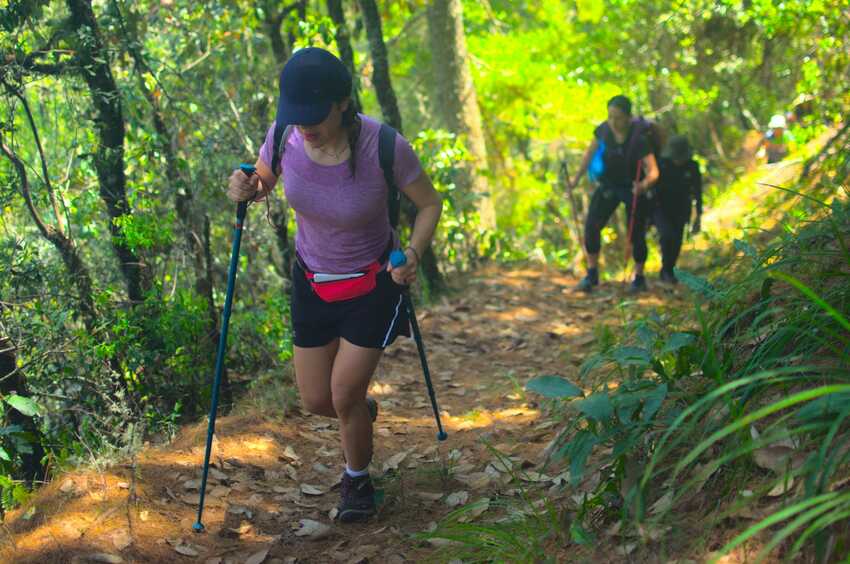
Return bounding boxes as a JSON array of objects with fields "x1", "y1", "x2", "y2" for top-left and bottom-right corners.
[{"x1": 345, "y1": 464, "x2": 369, "y2": 478}]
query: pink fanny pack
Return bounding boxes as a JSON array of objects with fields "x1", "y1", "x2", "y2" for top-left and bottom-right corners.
[{"x1": 303, "y1": 261, "x2": 383, "y2": 303}]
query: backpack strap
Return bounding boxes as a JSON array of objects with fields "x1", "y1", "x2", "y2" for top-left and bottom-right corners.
[
  {"x1": 378, "y1": 123, "x2": 400, "y2": 229},
  {"x1": 271, "y1": 122, "x2": 294, "y2": 177}
]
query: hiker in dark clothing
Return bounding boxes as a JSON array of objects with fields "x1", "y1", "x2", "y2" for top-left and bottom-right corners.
[
  {"x1": 652, "y1": 135, "x2": 702, "y2": 284},
  {"x1": 567, "y1": 95, "x2": 660, "y2": 293}
]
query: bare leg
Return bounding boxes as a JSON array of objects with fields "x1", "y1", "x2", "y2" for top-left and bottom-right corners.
[
  {"x1": 294, "y1": 340, "x2": 340, "y2": 418},
  {"x1": 634, "y1": 261, "x2": 644, "y2": 276},
  {"x1": 330, "y1": 339, "x2": 383, "y2": 471}
]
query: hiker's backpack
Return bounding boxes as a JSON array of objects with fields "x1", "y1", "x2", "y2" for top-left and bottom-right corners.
[
  {"x1": 632, "y1": 115, "x2": 666, "y2": 159},
  {"x1": 270, "y1": 121, "x2": 402, "y2": 228},
  {"x1": 587, "y1": 116, "x2": 666, "y2": 182}
]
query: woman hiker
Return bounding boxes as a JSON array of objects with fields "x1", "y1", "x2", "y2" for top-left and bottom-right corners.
[
  {"x1": 226, "y1": 47, "x2": 442, "y2": 522},
  {"x1": 567, "y1": 95, "x2": 660, "y2": 293}
]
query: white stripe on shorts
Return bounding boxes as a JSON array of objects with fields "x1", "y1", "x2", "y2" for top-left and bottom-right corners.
[{"x1": 381, "y1": 295, "x2": 404, "y2": 348}]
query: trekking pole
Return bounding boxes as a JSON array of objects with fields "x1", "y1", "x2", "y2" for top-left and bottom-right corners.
[
  {"x1": 559, "y1": 159, "x2": 586, "y2": 267},
  {"x1": 623, "y1": 160, "x2": 644, "y2": 284},
  {"x1": 389, "y1": 250, "x2": 448, "y2": 442},
  {"x1": 194, "y1": 163, "x2": 255, "y2": 533}
]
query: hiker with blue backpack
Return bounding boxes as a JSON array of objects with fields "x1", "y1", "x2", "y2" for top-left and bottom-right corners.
[
  {"x1": 566, "y1": 95, "x2": 661, "y2": 293},
  {"x1": 226, "y1": 47, "x2": 442, "y2": 522}
]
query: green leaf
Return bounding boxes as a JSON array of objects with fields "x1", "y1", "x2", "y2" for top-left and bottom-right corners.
[
  {"x1": 525, "y1": 375, "x2": 583, "y2": 398},
  {"x1": 579, "y1": 354, "x2": 608, "y2": 379},
  {"x1": 642, "y1": 383, "x2": 668, "y2": 422},
  {"x1": 0, "y1": 446, "x2": 10, "y2": 462},
  {"x1": 561, "y1": 431, "x2": 598, "y2": 486},
  {"x1": 661, "y1": 333, "x2": 696, "y2": 355},
  {"x1": 734, "y1": 238, "x2": 757, "y2": 258},
  {"x1": 611, "y1": 346, "x2": 652, "y2": 368},
  {"x1": 4, "y1": 395, "x2": 40, "y2": 417},
  {"x1": 570, "y1": 520, "x2": 595, "y2": 545},
  {"x1": 576, "y1": 392, "x2": 613, "y2": 421},
  {"x1": 676, "y1": 269, "x2": 721, "y2": 300}
]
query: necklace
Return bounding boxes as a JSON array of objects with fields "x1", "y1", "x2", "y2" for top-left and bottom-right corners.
[{"x1": 315, "y1": 140, "x2": 349, "y2": 159}]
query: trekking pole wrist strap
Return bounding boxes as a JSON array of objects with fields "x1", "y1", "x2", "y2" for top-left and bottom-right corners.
[{"x1": 405, "y1": 246, "x2": 420, "y2": 263}]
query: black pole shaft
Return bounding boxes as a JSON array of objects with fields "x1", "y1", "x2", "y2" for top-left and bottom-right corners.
[
  {"x1": 194, "y1": 200, "x2": 247, "y2": 532},
  {"x1": 403, "y1": 292, "x2": 447, "y2": 440}
]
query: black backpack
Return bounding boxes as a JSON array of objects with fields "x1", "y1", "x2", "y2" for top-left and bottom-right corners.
[{"x1": 270, "y1": 121, "x2": 402, "y2": 229}]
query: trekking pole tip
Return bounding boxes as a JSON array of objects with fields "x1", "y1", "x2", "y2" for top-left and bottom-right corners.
[
  {"x1": 192, "y1": 522, "x2": 205, "y2": 533},
  {"x1": 437, "y1": 431, "x2": 448, "y2": 441}
]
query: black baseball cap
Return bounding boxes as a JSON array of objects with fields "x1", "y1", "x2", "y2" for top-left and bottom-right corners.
[
  {"x1": 276, "y1": 47, "x2": 352, "y2": 126},
  {"x1": 665, "y1": 135, "x2": 691, "y2": 161}
]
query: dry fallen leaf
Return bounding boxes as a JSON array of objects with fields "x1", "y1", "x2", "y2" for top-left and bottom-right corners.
[
  {"x1": 767, "y1": 477, "x2": 795, "y2": 497},
  {"x1": 183, "y1": 479, "x2": 202, "y2": 491},
  {"x1": 60, "y1": 479, "x2": 76, "y2": 493},
  {"x1": 414, "y1": 491, "x2": 443, "y2": 502},
  {"x1": 294, "y1": 519, "x2": 332, "y2": 540},
  {"x1": 209, "y1": 485, "x2": 231, "y2": 498},
  {"x1": 456, "y1": 472, "x2": 491, "y2": 490},
  {"x1": 382, "y1": 451, "x2": 409, "y2": 472},
  {"x1": 281, "y1": 445, "x2": 301, "y2": 463},
  {"x1": 445, "y1": 491, "x2": 469, "y2": 507},
  {"x1": 173, "y1": 543, "x2": 200, "y2": 557},
  {"x1": 458, "y1": 498, "x2": 490, "y2": 523},
  {"x1": 110, "y1": 529, "x2": 132, "y2": 551},
  {"x1": 300, "y1": 484, "x2": 325, "y2": 496},
  {"x1": 753, "y1": 446, "x2": 806, "y2": 474},
  {"x1": 245, "y1": 547, "x2": 270, "y2": 564}
]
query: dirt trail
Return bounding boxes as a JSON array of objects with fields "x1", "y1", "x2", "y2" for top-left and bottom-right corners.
[{"x1": 0, "y1": 263, "x2": 694, "y2": 563}]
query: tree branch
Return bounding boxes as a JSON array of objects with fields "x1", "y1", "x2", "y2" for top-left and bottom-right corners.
[
  {"x1": 0, "y1": 141, "x2": 55, "y2": 241},
  {"x1": 1, "y1": 77, "x2": 66, "y2": 236}
]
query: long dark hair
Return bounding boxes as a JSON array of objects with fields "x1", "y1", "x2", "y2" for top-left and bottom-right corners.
[{"x1": 341, "y1": 100, "x2": 360, "y2": 178}]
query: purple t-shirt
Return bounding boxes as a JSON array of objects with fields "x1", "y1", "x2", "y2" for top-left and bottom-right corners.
[{"x1": 259, "y1": 114, "x2": 423, "y2": 274}]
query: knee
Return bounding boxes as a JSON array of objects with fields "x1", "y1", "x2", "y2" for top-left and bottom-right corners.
[
  {"x1": 331, "y1": 383, "x2": 365, "y2": 419},
  {"x1": 301, "y1": 392, "x2": 333, "y2": 416}
]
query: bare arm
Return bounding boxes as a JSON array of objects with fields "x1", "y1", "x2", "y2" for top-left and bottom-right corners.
[
  {"x1": 387, "y1": 171, "x2": 443, "y2": 285},
  {"x1": 636, "y1": 152, "x2": 659, "y2": 193},
  {"x1": 570, "y1": 138, "x2": 599, "y2": 189},
  {"x1": 226, "y1": 158, "x2": 278, "y2": 202}
]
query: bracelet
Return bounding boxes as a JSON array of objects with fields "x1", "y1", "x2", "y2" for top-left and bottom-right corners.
[{"x1": 405, "y1": 246, "x2": 421, "y2": 262}]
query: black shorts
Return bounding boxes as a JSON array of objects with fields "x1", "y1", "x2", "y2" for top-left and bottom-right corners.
[{"x1": 290, "y1": 262, "x2": 411, "y2": 349}]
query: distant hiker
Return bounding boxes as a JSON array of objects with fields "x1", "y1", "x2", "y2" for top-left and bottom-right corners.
[
  {"x1": 226, "y1": 47, "x2": 442, "y2": 522},
  {"x1": 567, "y1": 95, "x2": 660, "y2": 293},
  {"x1": 760, "y1": 114, "x2": 792, "y2": 164},
  {"x1": 651, "y1": 135, "x2": 703, "y2": 284}
]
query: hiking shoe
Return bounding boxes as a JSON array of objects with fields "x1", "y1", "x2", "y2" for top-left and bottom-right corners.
[
  {"x1": 576, "y1": 275, "x2": 598, "y2": 293},
  {"x1": 337, "y1": 472, "x2": 376, "y2": 523},
  {"x1": 628, "y1": 276, "x2": 648, "y2": 294},
  {"x1": 366, "y1": 396, "x2": 378, "y2": 422},
  {"x1": 659, "y1": 269, "x2": 678, "y2": 285}
]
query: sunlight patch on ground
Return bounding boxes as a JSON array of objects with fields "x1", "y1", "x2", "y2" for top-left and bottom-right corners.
[
  {"x1": 546, "y1": 322, "x2": 584, "y2": 336},
  {"x1": 387, "y1": 405, "x2": 540, "y2": 432},
  {"x1": 486, "y1": 306, "x2": 541, "y2": 322},
  {"x1": 369, "y1": 381, "x2": 396, "y2": 395}
]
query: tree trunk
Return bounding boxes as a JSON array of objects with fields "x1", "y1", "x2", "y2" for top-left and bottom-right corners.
[
  {"x1": 426, "y1": 0, "x2": 496, "y2": 229},
  {"x1": 66, "y1": 0, "x2": 149, "y2": 304},
  {"x1": 358, "y1": 0, "x2": 444, "y2": 293},
  {"x1": 326, "y1": 0, "x2": 362, "y2": 111},
  {"x1": 0, "y1": 338, "x2": 47, "y2": 486},
  {"x1": 357, "y1": 0, "x2": 402, "y2": 131}
]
